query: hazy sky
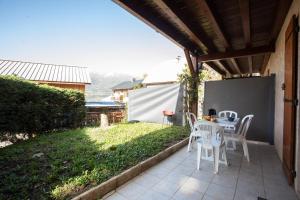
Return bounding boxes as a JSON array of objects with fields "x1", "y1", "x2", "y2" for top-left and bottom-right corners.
[{"x1": 0, "y1": 0, "x2": 185, "y2": 76}]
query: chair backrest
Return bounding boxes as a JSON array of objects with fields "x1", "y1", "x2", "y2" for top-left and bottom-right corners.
[
  {"x1": 186, "y1": 112, "x2": 197, "y2": 132},
  {"x1": 237, "y1": 115, "x2": 254, "y2": 137},
  {"x1": 194, "y1": 121, "x2": 225, "y2": 145},
  {"x1": 218, "y1": 110, "x2": 238, "y2": 118}
]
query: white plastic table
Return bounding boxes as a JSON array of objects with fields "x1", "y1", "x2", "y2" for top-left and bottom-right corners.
[{"x1": 215, "y1": 117, "x2": 240, "y2": 150}]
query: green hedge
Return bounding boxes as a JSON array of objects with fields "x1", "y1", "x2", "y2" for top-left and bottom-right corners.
[{"x1": 0, "y1": 75, "x2": 86, "y2": 137}]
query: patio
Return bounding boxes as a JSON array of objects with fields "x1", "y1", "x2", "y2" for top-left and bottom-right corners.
[
  {"x1": 104, "y1": 142, "x2": 298, "y2": 200},
  {"x1": 111, "y1": 0, "x2": 300, "y2": 197}
]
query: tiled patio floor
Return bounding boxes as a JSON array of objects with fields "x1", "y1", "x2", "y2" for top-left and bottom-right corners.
[{"x1": 104, "y1": 142, "x2": 299, "y2": 200}]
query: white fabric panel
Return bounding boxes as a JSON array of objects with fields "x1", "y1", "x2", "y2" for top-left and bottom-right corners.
[{"x1": 128, "y1": 83, "x2": 184, "y2": 125}]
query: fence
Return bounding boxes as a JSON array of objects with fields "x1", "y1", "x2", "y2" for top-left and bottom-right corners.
[{"x1": 85, "y1": 109, "x2": 125, "y2": 126}]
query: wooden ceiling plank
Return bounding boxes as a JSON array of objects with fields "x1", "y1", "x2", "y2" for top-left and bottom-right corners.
[
  {"x1": 218, "y1": 60, "x2": 232, "y2": 75},
  {"x1": 248, "y1": 56, "x2": 253, "y2": 75},
  {"x1": 154, "y1": 0, "x2": 216, "y2": 53},
  {"x1": 229, "y1": 58, "x2": 242, "y2": 74},
  {"x1": 157, "y1": 0, "x2": 235, "y2": 76},
  {"x1": 260, "y1": 53, "x2": 271, "y2": 74},
  {"x1": 198, "y1": 0, "x2": 241, "y2": 75},
  {"x1": 260, "y1": 0, "x2": 292, "y2": 73},
  {"x1": 206, "y1": 62, "x2": 226, "y2": 75},
  {"x1": 198, "y1": 44, "x2": 275, "y2": 62},
  {"x1": 239, "y1": 0, "x2": 251, "y2": 46},
  {"x1": 198, "y1": 0, "x2": 229, "y2": 47},
  {"x1": 239, "y1": 0, "x2": 252, "y2": 75},
  {"x1": 270, "y1": 0, "x2": 293, "y2": 41}
]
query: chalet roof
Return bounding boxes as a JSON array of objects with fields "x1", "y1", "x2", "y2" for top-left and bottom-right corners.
[
  {"x1": 0, "y1": 59, "x2": 91, "y2": 84},
  {"x1": 114, "y1": 0, "x2": 292, "y2": 76},
  {"x1": 112, "y1": 79, "x2": 143, "y2": 90}
]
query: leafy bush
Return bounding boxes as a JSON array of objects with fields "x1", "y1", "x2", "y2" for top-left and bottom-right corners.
[{"x1": 0, "y1": 75, "x2": 86, "y2": 138}]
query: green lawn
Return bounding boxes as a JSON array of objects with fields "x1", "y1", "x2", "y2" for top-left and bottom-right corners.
[{"x1": 0, "y1": 123, "x2": 188, "y2": 200}]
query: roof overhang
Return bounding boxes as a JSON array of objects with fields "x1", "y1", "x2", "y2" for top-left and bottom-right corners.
[{"x1": 113, "y1": 0, "x2": 292, "y2": 76}]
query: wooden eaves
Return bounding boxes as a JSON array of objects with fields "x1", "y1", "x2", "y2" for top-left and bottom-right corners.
[{"x1": 114, "y1": 0, "x2": 292, "y2": 76}]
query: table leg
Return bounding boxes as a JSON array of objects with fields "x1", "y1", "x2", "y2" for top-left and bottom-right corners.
[
  {"x1": 233, "y1": 141, "x2": 236, "y2": 150},
  {"x1": 197, "y1": 143, "x2": 202, "y2": 170},
  {"x1": 213, "y1": 146, "x2": 220, "y2": 174}
]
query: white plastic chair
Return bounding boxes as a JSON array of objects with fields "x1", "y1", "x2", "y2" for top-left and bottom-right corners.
[
  {"x1": 196, "y1": 121, "x2": 228, "y2": 174},
  {"x1": 186, "y1": 112, "x2": 213, "y2": 159},
  {"x1": 186, "y1": 112, "x2": 199, "y2": 152},
  {"x1": 218, "y1": 110, "x2": 238, "y2": 119},
  {"x1": 218, "y1": 110, "x2": 238, "y2": 149},
  {"x1": 224, "y1": 115, "x2": 254, "y2": 162}
]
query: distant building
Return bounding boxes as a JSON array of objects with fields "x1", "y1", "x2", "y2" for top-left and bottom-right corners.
[
  {"x1": 0, "y1": 59, "x2": 91, "y2": 92},
  {"x1": 111, "y1": 78, "x2": 143, "y2": 102}
]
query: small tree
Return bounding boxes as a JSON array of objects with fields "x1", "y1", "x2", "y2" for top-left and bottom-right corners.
[{"x1": 178, "y1": 66, "x2": 198, "y2": 114}]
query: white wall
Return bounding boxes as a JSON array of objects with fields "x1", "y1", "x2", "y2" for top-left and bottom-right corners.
[{"x1": 264, "y1": 0, "x2": 300, "y2": 195}]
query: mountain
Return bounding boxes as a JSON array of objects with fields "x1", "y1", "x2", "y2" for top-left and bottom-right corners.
[{"x1": 85, "y1": 72, "x2": 133, "y2": 101}]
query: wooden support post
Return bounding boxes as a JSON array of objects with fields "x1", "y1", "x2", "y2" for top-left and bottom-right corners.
[
  {"x1": 190, "y1": 75, "x2": 199, "y2": 117},
  {"x1": 184, "y1": 49, "x2": 199, "y2": 117}
]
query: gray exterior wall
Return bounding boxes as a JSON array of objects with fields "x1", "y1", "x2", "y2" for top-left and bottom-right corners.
[{"x1": 203, "y1": 76, "x2": 275, "y2": 144}]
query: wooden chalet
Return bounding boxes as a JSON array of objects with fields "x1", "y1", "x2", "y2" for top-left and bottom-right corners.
[{"x1": 0, "y1": 59, "x2": 91, "y2": 92}]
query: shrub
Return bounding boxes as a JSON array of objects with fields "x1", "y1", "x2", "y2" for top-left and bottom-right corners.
[{"x1": 0, "y1": 75, "x2": 86, "y2": 139}]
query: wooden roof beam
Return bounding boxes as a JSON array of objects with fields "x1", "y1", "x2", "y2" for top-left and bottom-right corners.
[
  {"x1": 198, "y1": 0, "x2": 241, "y2": 75},
  {"x1": 239, "y1": 0, "x2": 252, "y2": 75},
  {"x1": 205, "y1": 62, "x2": 226, "y2": 76},
  {"x1": 184, "y1": 49, "x2": 197, "y2": 75},
  {"x1": 157, "y1": 0, "x2": 235, "y2": 76},
  {"x1": 229, "y1": 58, "x2": 241, "y2": 75},
  {"x1": 154, "y1": 0, "x2": 215, "y2": 53},
  {"x1": 239, "y1": 0, "x2": 251, "y2": 46},
  {"x1": 230, "y1": 58, "x2": 242, "y2": 75},
  {"x1": 198, "y1": 44, "x2": 275, "y2": 62},
  {"x1": 218, "y1": 61, "x2": 232, "y2": 75},
  {"x1": 260, "y1": 53, "x2": 271, "y2": 74},
  {"x1": 198, "y1": 0, "x2": 229, "y2": 47},
  {"x1": 248, "y1": 56, "x2": 253, "y2": 75}
]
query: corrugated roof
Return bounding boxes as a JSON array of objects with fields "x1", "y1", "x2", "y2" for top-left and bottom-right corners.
[
  {"x1": 0, "y1": 59, "x2": 91, "y2": 84},
  {"x1": 112, "y1": 79, "x2": 143, "y2": 90}
]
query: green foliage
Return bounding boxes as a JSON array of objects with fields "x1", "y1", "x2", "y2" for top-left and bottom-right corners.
[
  {"x1": 178, "y1": 65, "x2": 221, "y2": 115},
  {"x1": 133, "y1": 83, "x2": 143, "y2": 90},
  {"x1": 178, "y1": 65, "x2": 199, "y2": 102},
  {"x1": 0, "y1": 75, "x2": 86, "y2": 138},
  {"x1": 122, "y1": 104, "x2": 128, "y2": 123},
  {"x1": 0, "y1": 123, "x2": 189, "y2": 199}
]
